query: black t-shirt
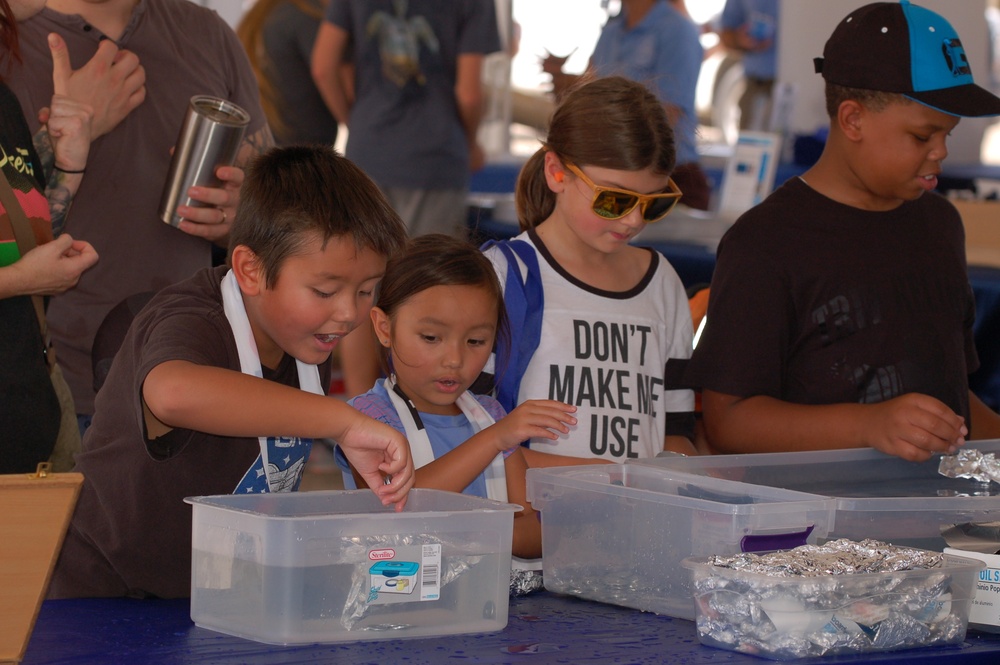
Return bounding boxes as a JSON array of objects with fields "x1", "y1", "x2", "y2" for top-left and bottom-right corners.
[
  {"x1": 686, "y1": 177, "x2": 976, "y2": 421},
  {"x1": 0, "y1": 81, "x2": 60, "y2": 473}
]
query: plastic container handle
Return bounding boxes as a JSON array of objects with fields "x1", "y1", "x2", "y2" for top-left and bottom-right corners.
[{"x1": 741, "y1": 525, "x2": 814, "y2": 552}]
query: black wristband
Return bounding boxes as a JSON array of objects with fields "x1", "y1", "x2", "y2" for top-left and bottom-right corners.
[{"x1": 54, "y1": 165, "x2": 86, "y2": 174}]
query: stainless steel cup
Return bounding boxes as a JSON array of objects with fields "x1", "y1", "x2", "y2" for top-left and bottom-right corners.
[{"x1": 158, "y1": 95, "x2": 250, "y2": 227}]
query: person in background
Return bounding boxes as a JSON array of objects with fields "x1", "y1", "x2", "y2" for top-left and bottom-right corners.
[
  {"x1": 667, "y1": 0, "x2": 690, "y2": 20},
  {"x1": 48, "y1": 146, "x2": 413, "y2": 599},
  {"x1": 312, "y1": 0, "x2": 501, "y2": 399},
  {"x1": 686, "y1": 1, "x2": 1000, "y2": 460},
  {"x1": 1, "y1": 0, "x2": 142, "y2": 472},
  {"x1": 311, "y1": 0, "x2": 499, "y2": 239},
  {"x1": 481, "y1": 76, "x2": 699, "y2": 462},
  {"x1": 342, "y1": 233, "x2": 581, "y2": 559},
  {"x1": 2, "y1": 0, "x2": 274, "y2": 436},
  {"x1": 719, "y1": 0, "x2": 778, "y2": 131},
  {"x1": 541, "y1": 0, "x2": 709, "y2": 211},
  {"x1": 238, "y1": 0, "x2": 341, "y2": 147}
]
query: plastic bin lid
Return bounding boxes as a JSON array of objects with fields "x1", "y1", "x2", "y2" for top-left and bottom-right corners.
[{"x1": 370, "y1": 561, "x2": 420, "y2": 576}]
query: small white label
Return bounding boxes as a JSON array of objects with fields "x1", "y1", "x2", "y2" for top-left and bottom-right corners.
[{"x1": 420, "y1": 544, "x2": 442, "y2": 601}]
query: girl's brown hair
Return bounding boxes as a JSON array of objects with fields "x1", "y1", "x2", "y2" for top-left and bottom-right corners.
[
  {"x1": 515, "y1": 75, "x2": 676, "y2": 231},
  {"x1": 375, "y1": 233, "x2": 510, "y2": 376}
]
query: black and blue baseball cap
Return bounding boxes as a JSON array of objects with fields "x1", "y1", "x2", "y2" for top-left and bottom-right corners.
[{"x1": 814, "y1": 0, "x2": 1000, "y2": 117}]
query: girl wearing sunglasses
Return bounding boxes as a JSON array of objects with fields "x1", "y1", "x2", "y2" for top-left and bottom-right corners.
[{"x1": 481, "y1": 75, "x2": 699, "y2": 464}]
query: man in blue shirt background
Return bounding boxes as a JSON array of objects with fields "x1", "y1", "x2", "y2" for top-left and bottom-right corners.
[{"x1": 720, "y1": 0, "x2": 778, "y2": 131}]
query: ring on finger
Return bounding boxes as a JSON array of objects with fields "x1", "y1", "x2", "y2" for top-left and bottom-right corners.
[{"x1": 219, "y1": 208, "x2": 227, "y2": 225}]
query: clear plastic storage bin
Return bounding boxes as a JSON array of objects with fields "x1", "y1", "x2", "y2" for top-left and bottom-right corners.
[
  {"x1": 525, "y1": 464, "x2": 835, "y2": 620},
  {"x1": 187, "y1": 489, "x2": 518, "y2": 644},
  {"x1": 683, "y1": 551, "x2": 984, "y2": 660},
  {"x1": 632, "y1": 440, "x2": 1000, "y2": 551}
]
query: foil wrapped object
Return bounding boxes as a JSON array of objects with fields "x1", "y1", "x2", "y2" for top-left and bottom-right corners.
[
  {"x1": 510, "y1": 556, "x2": 544, "y2": 597},
  {"x1": 691, "y1": 539, "x2": 967, "y2": 659},
  {"x1": 510, "y1": 568, "x2": 544, "y2": 597},
  {"x1": 707, "y1": 538, "x2": 943, "y2": 576},
  {"x1": 939, "y1": 448, "x2": 1000, "y2": 484}
]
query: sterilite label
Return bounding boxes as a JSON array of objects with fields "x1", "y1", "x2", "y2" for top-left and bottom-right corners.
[{"x1": 366, "y1": 543, "x2": 441, "y2": 604}]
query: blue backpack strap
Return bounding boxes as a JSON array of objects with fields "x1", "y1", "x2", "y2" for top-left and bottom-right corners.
[{"x1": 481, "y1": 238, "x2": 544, "y2": 413}]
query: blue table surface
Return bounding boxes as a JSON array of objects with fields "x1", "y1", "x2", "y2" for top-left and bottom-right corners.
[{"x1": 21, "y1": 591, "x2": 1000, "y2": 664}]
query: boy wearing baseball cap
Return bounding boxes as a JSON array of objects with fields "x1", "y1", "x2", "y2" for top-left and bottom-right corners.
[{"x1": 686, "y1": 1, "x2": 1000, "y2": 460}]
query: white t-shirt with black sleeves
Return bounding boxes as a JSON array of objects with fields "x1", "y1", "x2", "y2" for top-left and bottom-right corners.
[{"x1": 484, "y1": 229, "x2": 694, "y2": 461}]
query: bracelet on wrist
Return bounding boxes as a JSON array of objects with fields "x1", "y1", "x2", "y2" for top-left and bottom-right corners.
[{"x1": 54, "y1": 165, "x2": 86, "y2": 174}]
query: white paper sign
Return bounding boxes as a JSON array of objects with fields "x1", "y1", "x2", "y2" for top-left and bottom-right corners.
[{"x1": 718, "y1": 131, "x2": 782, "y2": 217}]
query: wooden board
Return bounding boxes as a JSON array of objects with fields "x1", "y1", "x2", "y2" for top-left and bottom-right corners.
[
  {"x1": 0, "y1": 467, "x2": 82, "y2": 664},
  {"x1": 954, "y1": 199, "x2": 1000, "y2": 269}
]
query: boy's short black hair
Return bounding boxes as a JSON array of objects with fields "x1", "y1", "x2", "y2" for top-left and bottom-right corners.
[
  {"x1": 228, "y1": 145, "x2": 407, "y2": 288},
  {"x1": 824, "y1": 82, "x2": 911, "y2": 118}
]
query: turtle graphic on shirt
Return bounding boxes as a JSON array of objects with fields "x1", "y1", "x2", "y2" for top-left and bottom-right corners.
[{"x1": 366, "y1": 0, "x2": 439, "y2": 87}]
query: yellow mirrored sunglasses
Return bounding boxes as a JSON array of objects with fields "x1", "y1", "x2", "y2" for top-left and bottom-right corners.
[{"x1": 564, "y1": 161, "x2": 683, "y2": 223}]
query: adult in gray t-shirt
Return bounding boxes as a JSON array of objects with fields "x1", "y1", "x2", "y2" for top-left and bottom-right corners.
[
  {"x1": 313, "y1": 0, "x2": 500, "y2": 237},
  {"x1": 6, "y1": 0, "x2": 271, "y2": 417}
]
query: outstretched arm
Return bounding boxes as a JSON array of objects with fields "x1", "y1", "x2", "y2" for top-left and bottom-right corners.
[
  {"x1": 701, "y1": 389, "x2": 967, "y2": 461},
  {"x1": 144, "y1": 360, "x2": 414, "y2": 508},
  {"x1": 404, "y1": 400, "x2": 577, "y2": 494}
]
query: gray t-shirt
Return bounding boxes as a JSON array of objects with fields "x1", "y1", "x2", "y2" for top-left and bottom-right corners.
[{"x1": 324, "y1": 0, "x2": 500, "y2": 190}]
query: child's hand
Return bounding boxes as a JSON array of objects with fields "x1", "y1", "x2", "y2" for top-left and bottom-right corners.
[
  {"x1": 339, "y1": 418, "x2": 414, "y2": 511},
  {"x1": 492, "y1": 400, "x2": 577, "y2": 452},
  {"x1": 864, "y1": 393, "x2": 967, "y2": 462}
]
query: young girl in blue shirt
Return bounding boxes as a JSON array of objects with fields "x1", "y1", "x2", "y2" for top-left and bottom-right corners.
[{"x1": 342, "y1": 233, "x2": 580, "y2": 558}]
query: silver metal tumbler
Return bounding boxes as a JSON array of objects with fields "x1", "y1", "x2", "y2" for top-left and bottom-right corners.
[{"x1": 158, "y1": 95, "x2": 250, "y2": 227}]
